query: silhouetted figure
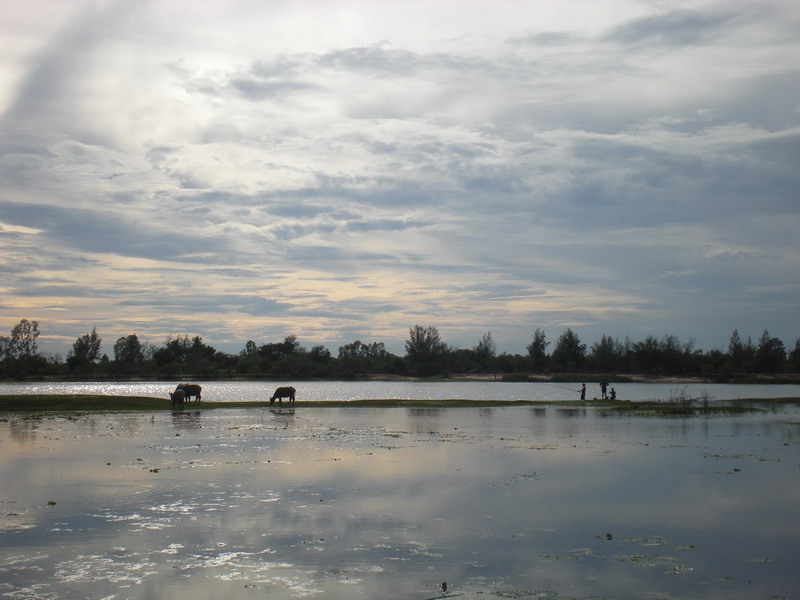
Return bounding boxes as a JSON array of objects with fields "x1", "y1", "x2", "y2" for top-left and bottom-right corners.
[
  {"x1": 169, "y1": 388, "x2": 185, "y2": 408},
  {"x1": 270, "y1": 386, "x2": 296, "y2": 404},
  {"x1": 580, "y1": 383, "x2": 586, "y2": 400},
  {"x1": 600, "y1": 381, "x2": 608, "y2": 399},
  {"x1": 610, "y1": 387, "x2": 616, "y2": 400}
]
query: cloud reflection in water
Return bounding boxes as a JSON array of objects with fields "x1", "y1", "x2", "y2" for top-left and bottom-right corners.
[{"x1": 0, "y1": 406, "x2": 798, "y2": 599}]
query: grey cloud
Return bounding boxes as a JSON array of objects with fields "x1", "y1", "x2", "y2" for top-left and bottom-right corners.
[
  {"x1": 715, "y1": 72, "x2": 800, "y2": 130},
  {"x1": 8, "y1": 282, "x2": 119, "y2": 299},
  {"x1": 282, "y1": 243, "x2": 403, "y2": 266},
  {"x1": 3, "y1": 1, "x2": 798, "y2": 356},
  {"x1": 222, "y1": 56, "x2": 323, "y2": 102},
  {"x1": 1, "y1": 2, "x2": 140, "y2": 141},
  {"x1": 316, "y1": 45, "x2": 503, "y2": 84},
  {"x1": 249, "y1": 56, "x2": 311, "y2": 79},
  {"x1": 543, "y1": 126, "x2": 800, "y2": 230},
  {"x1": 118, "y1": 293, "x2": 292, "y2": 317},
  {"x1": 286, "y1": 297, "x2": 406, "y2": 321},
  {"x1": 508, "y1": 31, "x2": 585, "y2": 47},
  {"x1": 318, "y1": 46, "x2": 423, "y2": 75},
  {"x1": 604, "y1": 7, "x2": 738, "y2": 47},
  {"x1": 0, "y1": 201, "x2": 231, "y2": 263},
  {"x1": 0, "y1": 137, "x2": 56, "y2": 159},
  {"x1": 306, "y1": 175, "x2": 443, "y2": 209},
  {"x1": 262, "y1": 202, "x2": 340, "y2": 219},
  {"x1": 344, "y1": 218, "x2": 422, "y2": 233},
  {"x1": 230, "y1": 78, "x2": 320, "y2": 102},
  {"x1": 176, "y1": 191, "x2": 242, "y2": 206}
]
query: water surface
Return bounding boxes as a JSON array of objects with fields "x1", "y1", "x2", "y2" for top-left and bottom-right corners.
[
  {"x1": 1, "y1": 404, "x2": 798, "y2": 599},
  {"x1": 2, "y1": 380, "x2": 799, "y2": 403}
]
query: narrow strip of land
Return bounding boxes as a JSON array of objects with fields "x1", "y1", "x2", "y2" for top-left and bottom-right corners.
[{"x1": 2, "y1": 394, "x2": 796, "y2": 414}]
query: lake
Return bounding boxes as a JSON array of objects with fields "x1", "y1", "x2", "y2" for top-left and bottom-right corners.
[
  {"x1": 2, "y1": 379, "x2": 800, "y2": 403},
  {"x1": 1, "y1": 401, "x2": 798, "y2": 599}
]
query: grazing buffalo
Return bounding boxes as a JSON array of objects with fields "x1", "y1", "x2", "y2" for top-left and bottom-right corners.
[
  {"x1": 176, "y1": 383, "x2": 202, "y2": 403},
  {"x1": 270, "y1": 386, "x2": 296, "y2": 404},
  {"x1": 170, "y1": 389, "x2": 185, "y2": 408}
]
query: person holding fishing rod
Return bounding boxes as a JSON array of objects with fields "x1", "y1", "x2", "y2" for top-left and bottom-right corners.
[{"x1": 580, "y1": 383, "x2": 586, "y2": 400}]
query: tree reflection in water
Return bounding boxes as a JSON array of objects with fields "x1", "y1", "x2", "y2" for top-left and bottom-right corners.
[{"x1": 0, "y1": 405, "x2": 798, "y2": 599}]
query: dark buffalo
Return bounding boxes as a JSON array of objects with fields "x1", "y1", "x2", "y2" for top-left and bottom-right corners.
[
  {"x1": 170, "y1": 389, "x2": 185, "y2": 408},
  {"x1": 270, "y1": 386, "x2": 296, "y2": 404},
  {"x1": 176, "y1": 383, "x2": 202, "y2": 403}
]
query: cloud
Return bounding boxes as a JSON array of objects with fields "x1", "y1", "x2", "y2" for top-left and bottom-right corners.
[
  {"x1": 604, "y1": 7, "x2": 738, "y2": 47},
  {"x1": 0, "y1": 200, "x2": 234, "y2": 263},
  {"x1": 0, "y1": 0, "x2": 798, "y2": 356}
]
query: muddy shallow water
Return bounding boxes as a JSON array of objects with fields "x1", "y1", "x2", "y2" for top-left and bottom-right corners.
[{"x1": 1, "y1": 405, "x2": 799, "y2": 600}]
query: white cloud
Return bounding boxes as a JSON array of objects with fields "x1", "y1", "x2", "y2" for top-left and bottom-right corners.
[{"x1": 0, "y1": 0, "x2": 798, "y2": 355}]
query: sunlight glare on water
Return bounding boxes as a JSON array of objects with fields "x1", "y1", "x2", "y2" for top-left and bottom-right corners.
[{"x1": 2, "y1": 380, "x2": 800, "y2": 402}]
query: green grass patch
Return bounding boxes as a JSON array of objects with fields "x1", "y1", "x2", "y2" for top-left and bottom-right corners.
[
  {"x1": 1, "y1": 394, "x2": 794, "y2": 414},
  {"x1": 0, "y1": 394, "x2": 273, "y2": 412}
]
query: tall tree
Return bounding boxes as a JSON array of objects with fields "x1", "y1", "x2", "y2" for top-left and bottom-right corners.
[
  {"x1": 74, "y1": 327, "x2": 102, "y2": 362},
  {"x1": 727, "y1": 329, "x2": 755, "y2": 372},
  {"x1": 589, "y1": 334, "x2": 621, "y2": 373},
  {"x1": 788, "y1": 339, "x2": 800, "y2": 373},
  {"x1": 631, "y1": 335, "x2": 661, "y2": 375},
  {"x1": 405, "y1": 325, "x2": 448, "y2": 376},
  {"x1": 754, "y1": 330, "x2": 786, "y2": 373},
  {"x1": 0, "y1": 319, "x2": 47, "y2": 377},
  {"x1": 114, "y1": 334, "x2": 144, "y2": 365},
  {"x1": 405, "y1": 325, "x2": 447, "y2": 360},
  {"x1": 67, "y1": 327, "x2": 102, "y2": 371},
  {"x1": 473, "y1": 331, "x2": 496, "y2": 360},
  {"x1": 550, "y1": 328, "x2": 586, "y2": 371},
  {"x1": 1, "y1": 319, "x2": 40, "y2": 359},
  {"x1": 526, "y1": 328, "x2": 549, "y2": 371},
  {"x1": 339, "y1": 340, "x2": 388, "y2": 359}
]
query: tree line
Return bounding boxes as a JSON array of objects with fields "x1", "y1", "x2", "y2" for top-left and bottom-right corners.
[{"x1": 1, "y1": 319, "x2": 799, "y2": 380}]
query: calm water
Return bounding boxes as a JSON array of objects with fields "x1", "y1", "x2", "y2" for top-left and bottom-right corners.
[
  {"x1": 2, "y1": 380, "x2": 800, "y2": 403},
  {"x1": 1, "y1": 404, "x2": 798, "y2": 600}
]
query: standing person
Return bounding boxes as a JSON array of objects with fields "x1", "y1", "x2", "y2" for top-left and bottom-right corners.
[
  {"x1": 600, "y1": 381, "x2": 608, "y2": 399},
  {"x1": 580, "y1": 383, "x2": 586, "y2": 400}
]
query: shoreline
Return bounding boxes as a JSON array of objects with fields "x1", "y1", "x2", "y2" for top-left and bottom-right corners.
[
  {"x1": 2, "y1": 394, "x2": 798, "y2": 414},
  {"x1": 4, "y1": 373, "x2": 800, "y2": 385}
]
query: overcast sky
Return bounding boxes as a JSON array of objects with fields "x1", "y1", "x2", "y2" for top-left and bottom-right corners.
[{"x1": 1, "y1": 0, "x2": 798, "y2": 358}]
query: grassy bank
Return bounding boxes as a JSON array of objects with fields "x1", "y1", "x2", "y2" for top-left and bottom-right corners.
[
  {"x1": 1, "y1": 394, "x2": 793, "y2": 415},
  {"x1": 0, "y1": 394, "x2": 576, "y2": 412},
  {"x1": 0, "y1": 394, "x2": 273, "y2": 412}
]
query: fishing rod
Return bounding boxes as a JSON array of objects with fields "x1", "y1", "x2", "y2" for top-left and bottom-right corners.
[{"x1": 541, "y1": 382, "x2": 584, "y2": 393}]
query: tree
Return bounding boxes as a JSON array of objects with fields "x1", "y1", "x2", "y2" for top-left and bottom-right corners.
[
  {"x1": 258, "y1": 335, "x2": 301, "y2": 361},
  {"x1": 74, "y1": 327, "x2": 102, "y2": 361},
  {"x1": 550, "y1": 328, "x2": 586, "y2": 371},
  {"x1": 241, "y1": 340, "x2": 258, "y2": 357},
  {"x1": 405, "y1": 325, "x2": 448, "y2": 376},
  {"x1": 67, "y1": 327, "x2": 102, "y2": 371},
  {"x1": 0, "y1": 319, "x2": 40, "y2": 360},
  {"x1": 405, "y1": 325, "x2": 447, "y2": 360},
  {"x1": 473, "y1": 331, "x2": 496, "y2": 360},
  {"x1": 114, "y1": 334, "x2": 144, "y2": 365},
  {"x1": 754, "y1": 330, "x2": 786, "y2": 373},
  {"x1": 0, "y1": 319, "x2": 45, "y2": 377},
  {"x1": 788, "y1": 339, "x2": 800, "y2": 373},
  {"x1": 661, "y1": 334, "x2": 692, "y2": 375},
  {"x1": 728, "y1": 329, "x2": 755, "y2": 372},
  {"x1": 526, "y1": 328, "x2": 549, "y2": 371},
  {"x1": 308, "y1": 345, "x2": 331, "y2": 365},
  {"x1": 588, "y1": 334, "x2": 620, "y2": 373},
  {"x1": 631, "y1": 335, "x2": 661, "y2": 375}
]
